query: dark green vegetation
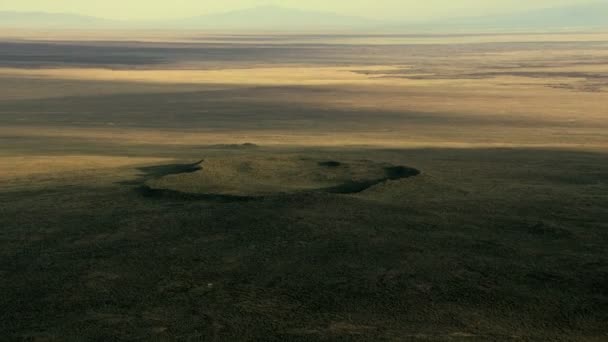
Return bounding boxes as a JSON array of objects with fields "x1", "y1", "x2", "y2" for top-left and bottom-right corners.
[
  {"x1": 1, "y1": 35, "x2": 608, "y2": 341},
  {"x1": 1, "y1": 147, "x2": 607, "y2": 341}
]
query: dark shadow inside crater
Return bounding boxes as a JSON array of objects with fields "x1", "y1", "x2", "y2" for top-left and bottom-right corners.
[
  {"x1": 323, "y1": 166, "x2": 421, "y2": 194},
  {"x1": 117, "y1": 160, "x2": 204, "y2": 187},
  {"x1": 129, "y1": 159, "x2": 255, "y2": 202},
  {"x1": 137, "y1": 159, "x2": 204, "y2": 178},
  {"x1": 318, "y1": 161, "x2": 342, "y2": 167},
  {"x1": 135, "y1": 185, "x2": 255, "y2": 202},
  {"x1": 385, "y1": 166, "x2": 421, "y2": 180}
]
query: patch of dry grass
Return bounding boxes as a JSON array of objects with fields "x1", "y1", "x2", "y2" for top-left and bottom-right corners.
[{"x1": 0, "y1": 155, "x2": 169, "y2": 182}]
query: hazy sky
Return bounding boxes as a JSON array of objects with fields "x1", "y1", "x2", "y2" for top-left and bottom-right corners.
[{"x1": 0, "y1": 0, "x2": 598, "y2": 20}]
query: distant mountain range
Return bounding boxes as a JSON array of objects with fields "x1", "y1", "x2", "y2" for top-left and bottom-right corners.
[
  {"x1": 429, "y1": 2, "x2": 608, "y2": 30},
  {"x1": 0, "y1": 6, "x2": 376, "y2": 30},
  {"x1": 160, "y1": 6, "x2": 377, "y2": 30},
  {"x1": 0, "y1": 11, "x2": 116, "y2": 28},
  {"x1": 1, "y1": 3, "x2": 607, "y2": 31}
]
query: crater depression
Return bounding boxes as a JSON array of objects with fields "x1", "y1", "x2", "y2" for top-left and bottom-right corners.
[{"x1": 144, "y1": 155, "x2": 420, "y2": 198}]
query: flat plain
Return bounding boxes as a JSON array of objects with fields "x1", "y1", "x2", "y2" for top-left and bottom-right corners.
[{"x1": 0, "y1": 32, "x2": 607, "y2": 341}]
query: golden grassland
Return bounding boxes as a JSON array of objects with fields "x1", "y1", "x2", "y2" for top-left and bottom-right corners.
[
  {"x1": 1, "y1": 32, "x2": 607, "y2": 178},
  {"x1": 0, "y1": 155, "x2": 169, "y2": 181}
]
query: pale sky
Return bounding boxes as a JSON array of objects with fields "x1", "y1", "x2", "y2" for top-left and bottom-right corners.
[{"x1": 0, "y1": 0, "x2": 599, "y2": 20}]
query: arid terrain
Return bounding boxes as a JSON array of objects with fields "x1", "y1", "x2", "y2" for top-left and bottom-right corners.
[{"x1": 1, "y1": 32, "x2": 607, "y2": 341}]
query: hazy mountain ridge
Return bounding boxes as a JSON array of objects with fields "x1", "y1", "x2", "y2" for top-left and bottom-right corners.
[
  {"x1": 1, "y1": 3, "x2": 607, "y2": 31},
  {"x1": 162, "y1": 5, "x2": 377, "y2": 29},
  {"x1": 0, "y1": 11, "x2": 117, "y2": 28},
  {"x1": 431, "y1": 2, "x2": 608, "y2": 30}
]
